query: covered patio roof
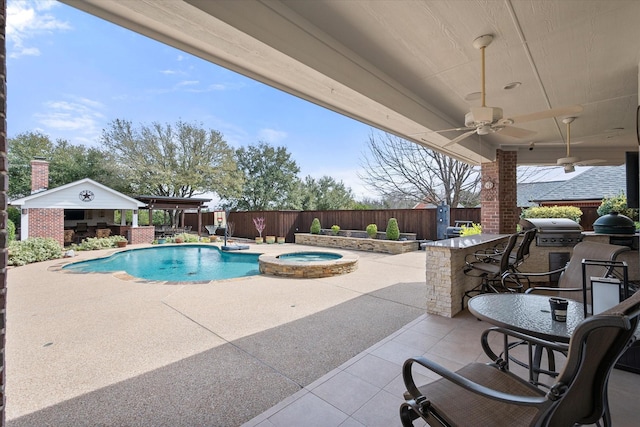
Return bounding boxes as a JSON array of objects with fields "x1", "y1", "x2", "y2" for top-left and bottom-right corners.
[{"x1": 135, "y1": 195, "x2": 211, "y2": 211}]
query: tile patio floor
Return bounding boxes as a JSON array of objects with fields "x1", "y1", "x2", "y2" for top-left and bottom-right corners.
[{"x1": 243, "y1": 311, "x2": 639, "y2": 427}]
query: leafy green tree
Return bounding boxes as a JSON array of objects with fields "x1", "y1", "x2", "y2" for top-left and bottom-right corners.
[
  {"x1": 8, "y1": 131, "x2": 125, "y2": 198},
  {"x1": 226, "y1": 142, "x2": 301, "y2": 210},
  {"x1": 299, "y1": 175, "x2": 356, "y2": 210},
  {"x1": 49, "y1": 141, "x2": 128, "y2": 193},
  {"x1": 8, "y1": 131, "x2": 54, "y2": 198},
  {"x1": 101, "y1": 119, "x2": 242, "y2": 199}
]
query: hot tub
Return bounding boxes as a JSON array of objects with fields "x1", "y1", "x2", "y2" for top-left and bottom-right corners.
[{"x1": 259, "y1": 251, "x2": 358, "y2": 278}]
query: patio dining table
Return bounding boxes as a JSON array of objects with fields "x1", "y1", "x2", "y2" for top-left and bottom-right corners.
[
  {"x1": 468, "y1": 293, "x2": 585, "y2": 384},
  {"x1": 468, "y1": 293, "x2": 585, "y2": 343}
]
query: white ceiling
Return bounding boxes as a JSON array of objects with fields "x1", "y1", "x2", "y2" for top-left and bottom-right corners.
[{"x1": 62, "y1": 0, "x2": 640, "y2": 167}]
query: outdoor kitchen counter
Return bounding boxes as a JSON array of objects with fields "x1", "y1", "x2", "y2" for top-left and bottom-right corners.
[{"x1": 423, "y1": 234, "x2": 510, "y2": 318}]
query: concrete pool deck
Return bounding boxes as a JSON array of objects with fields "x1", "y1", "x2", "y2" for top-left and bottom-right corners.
[
  {"x1": 6, "y1": 243, "x2": 428, "y2": 426},
  {"x1": 6, "y1": 242, "x2": 639, "y2": 426}
]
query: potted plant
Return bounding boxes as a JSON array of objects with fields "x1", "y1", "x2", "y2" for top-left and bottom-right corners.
[
  {"x1": 366, "y1": 223, "x2": 378, "y2": 239},
  {"x1": 113, "y1": 235, "x2": 128, "y2": 248},
  {"x1": 265, "y1": 235, "x2": 276, "y2": 244},
  {"x1": 253, "y1": 217, "x2": 265, "y2": 244}
]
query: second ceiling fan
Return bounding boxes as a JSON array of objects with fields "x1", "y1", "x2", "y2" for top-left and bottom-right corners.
[
  {"x1": 556, "y1": 117, "x2": 603, "y2": 173},
  {"x1": 439, "y1": 34, "x2": 583, "y2": 148}
]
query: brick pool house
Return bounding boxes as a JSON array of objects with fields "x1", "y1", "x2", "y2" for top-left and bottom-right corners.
[{"x1": 10, "y1": 159, "x2": 152, "y2": 247}]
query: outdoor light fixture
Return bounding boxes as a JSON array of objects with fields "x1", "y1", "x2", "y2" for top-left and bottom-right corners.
[{"x1": 21, "y1": 209, "x2": 27, "y2": 215}]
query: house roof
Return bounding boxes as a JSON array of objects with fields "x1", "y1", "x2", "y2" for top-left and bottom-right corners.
[
  {"x1": 10, "y1": 178, "x2": 147, "y2": 209},
  {"x1": 519, "y1": 165, "x2": 627, "y2": 206}
]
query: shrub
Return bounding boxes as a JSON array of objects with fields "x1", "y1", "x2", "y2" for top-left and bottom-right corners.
[
  {"x1": 331, "y1": 225, "x2": 340, "y2": 235},
  {"x1": 597, "y1": 193, "x2": 637, "y2": 219},
  {"x1": 7, "y1": 206, "x2": 20, "y2": 225},
  {"x1": 174, "y1": 233, "x2": 199, "y2": 243},
  {"x1": 9, "y1": 237, "x2": 63, "y2": 266},
  {"x1": 459, "y1": 223, "x2": 482, "y2": 236},
  {"x1": 386, "y1": 218, "x2": 400, "y2": 240},
  {"x1": 520, "y1": 205, "x2": 583, "y2": 223},
  {"x1": 72, "y1": 236, "x2": 123, "y2": 251},
  {"x1": 366, "y1": 223, "x2": 378, "y2": 238},
  {"x1": 310, "y1": 218, "x2": 321, "y2": 234},
  {"x1": 7, "y1": 219, "x2": 16, "y2": 242}
]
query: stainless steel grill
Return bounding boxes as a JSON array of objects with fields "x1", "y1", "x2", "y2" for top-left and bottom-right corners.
[{"x1": 519, "y1": 218, "x2": 584, "y2": 247}]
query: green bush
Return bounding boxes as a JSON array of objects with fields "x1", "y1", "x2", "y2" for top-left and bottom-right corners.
[
  {"x1": 331, "y1": 225, "x2": 340, "y2": 235},
  {"x1": 71, "y1": 236, "x2": 124, "y2": 251},
  {"x1": 8, "y1": 206, "x2": 20, "y2": 225},
  {"x1": 597, "y1": 193, "x2": 637, "y2": 219},
  {"x1": 9, "y1": 237, "x2": 63, "y2": 266},
  {"x1": 386, "y1": 218, "x2": 400, "y2": 240},
  {"x1": 172, "y1": 233, "x2": 199, "y2": 243},
  {"x1": 310, "y1": 218, "x2": 321, "y2": 234},
  {"x1": 520, "y1": 205, "x2": 583, "y2": 223},
  {"x1": 459, "y1": 223, "x2": 482, "y2": 236},
  {"x1": 7, "y1": 219, "x2": 16, "y2": 242},
  {"x1": 366, "y1": 223, "x2": 378, "y2": 238}
]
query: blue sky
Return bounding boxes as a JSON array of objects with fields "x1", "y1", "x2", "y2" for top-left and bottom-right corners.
[{"x1": 6, "y1": 0, "x2": 375, "y2": 198}]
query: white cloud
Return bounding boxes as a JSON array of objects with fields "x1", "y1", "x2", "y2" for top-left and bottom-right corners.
[
  {"x1": 34, "y1": 95, "x2": 106, "y2": 143},
  {"x1": 7, "y1": 0, "x2": 71, "y2": 58},
  {"x1": 258, "y1": 128, "x2": 287, "y2": 143}
]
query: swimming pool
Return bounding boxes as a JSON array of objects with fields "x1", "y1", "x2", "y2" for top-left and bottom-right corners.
[{"x1": 63, "y1": 245, "x2": 260, "y2": 282}]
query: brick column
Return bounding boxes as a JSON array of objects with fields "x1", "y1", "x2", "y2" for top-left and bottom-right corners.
[{"x1": 481, "y1": 149, "x2": 518, "y2": 234}]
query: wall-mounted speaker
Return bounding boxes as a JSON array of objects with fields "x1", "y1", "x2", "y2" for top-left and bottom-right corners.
[{"x1": 626, "y1": 151, "x2": 639, "y2": 209}]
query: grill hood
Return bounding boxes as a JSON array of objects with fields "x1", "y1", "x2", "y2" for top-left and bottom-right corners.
[{"x1": 520, "y1": 218, "x2": 583, "y2": 232}]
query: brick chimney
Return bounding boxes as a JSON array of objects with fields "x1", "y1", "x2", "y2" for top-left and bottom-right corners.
[{"x1": 30, "y1": 158, "x2": 49, "y2": 193}]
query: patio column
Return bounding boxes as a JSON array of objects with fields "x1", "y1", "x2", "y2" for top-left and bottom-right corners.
[
  {"x1": 120, "y1": 210, "x2": 126, "y2": 226},
  {"x1": 132, "y1": 209, "x2": 139, "y2": 227},
  {"x1": 480, "y1": 149, "x2": 518, "y2": 234}
]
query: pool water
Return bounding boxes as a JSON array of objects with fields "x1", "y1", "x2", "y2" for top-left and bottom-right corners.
[
  {"x1": 277, "y1": 252, "x2": 343, "y2": 262},
  {"x1": 63, "y1": 245, "x2": 260, "y2": 282}
]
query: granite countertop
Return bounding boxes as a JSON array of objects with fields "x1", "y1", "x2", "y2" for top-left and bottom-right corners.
[{"x1": 423, "y1": 234, "x2": 508, "y2": 249}]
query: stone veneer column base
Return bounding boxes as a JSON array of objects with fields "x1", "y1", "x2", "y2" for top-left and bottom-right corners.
[{"x1": 424, "y1": 235, "x2": 509, "y2": 317}]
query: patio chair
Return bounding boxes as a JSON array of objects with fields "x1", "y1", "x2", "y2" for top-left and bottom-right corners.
[
  {"x1": 497, "y1": 241, "x2": 630, "y2": 382},
  {"x1": 470, "y1": 229, "x2": 537, "y2": 274},
  {"x1": 462, "y1": 233, "x2": 520, "y2": 305},
  {"x1": 503, "y1": 241, "x2": 630, "y2": 304},
  {"x1": 63, "y1": 229, "x2": 75, "y2": 245},
  {"x1": 400, "y1": 289, "x2": 640, "y2": 427}
]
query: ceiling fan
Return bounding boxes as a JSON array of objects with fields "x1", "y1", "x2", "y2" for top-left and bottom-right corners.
[
  {"x1": 556, "y1": 117, "x2": 603, "y2": 173},
  {"x1": 433, "y1": 34, "x2": 583, "y2": 148}
]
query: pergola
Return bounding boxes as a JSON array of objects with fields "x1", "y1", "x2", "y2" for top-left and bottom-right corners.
[{"x1": 136, "y1": 195, "x2": 211, "y2": 236}]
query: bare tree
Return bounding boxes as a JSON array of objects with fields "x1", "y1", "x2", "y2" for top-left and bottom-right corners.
[{"x1": 359, "y1": 131, "x2": 480, "y2": 207}]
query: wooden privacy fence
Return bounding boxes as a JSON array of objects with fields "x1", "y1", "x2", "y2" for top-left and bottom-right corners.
[
  {"x1": 185, "y1": 206, "x2": 599, "y2": 243},
  {"x1": 185, "y1": 209, "x2": 481, "y2": 242}
]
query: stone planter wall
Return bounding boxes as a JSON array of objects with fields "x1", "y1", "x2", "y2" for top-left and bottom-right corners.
[
  {"x1": 295, "y1": 233, "x2": 418, "y2": 254},
  {"x1": 320, "y1": 229, "x2": 417, "y2": 240}
]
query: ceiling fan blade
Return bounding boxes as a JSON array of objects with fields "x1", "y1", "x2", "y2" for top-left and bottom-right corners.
[
  {"x1": 507, "y1": 105, "x2": 584, "y2": 124},
  {"x1": 443, "y1": 129, "x2": 477, "y2": 148},
  {"x1": 497, "y1": 126, "x2": 537, "y2": 139},
  {"x1": 575, "y1": 159, "x2": 606, "y2": 166},
  {"x1": 409, "y1": 126, "x2": 472, "y2": 136}
]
